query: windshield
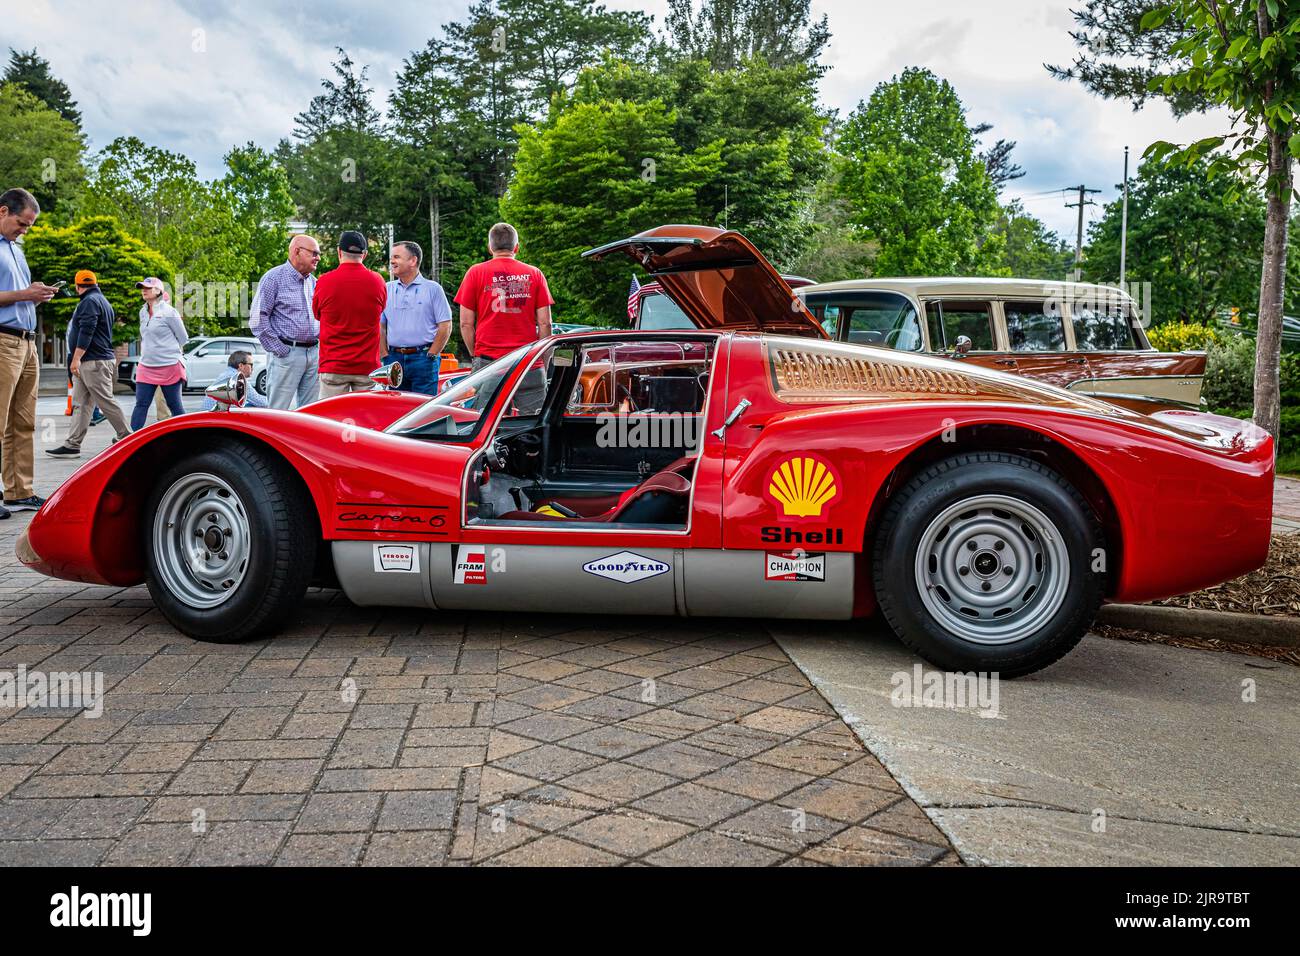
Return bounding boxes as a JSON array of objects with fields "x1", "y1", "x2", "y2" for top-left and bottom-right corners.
[
  {"x1": 639, "y1": 292, "x2": 694, "y2": 330},
  {"x1": 385, "y1": 345, "x2": 531, "y2": 441}
]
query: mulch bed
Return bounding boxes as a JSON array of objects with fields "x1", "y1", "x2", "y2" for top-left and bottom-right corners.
[
  {"x1": 1094, "y1": 623, "x2": 1300, "y2": 667},
  {"x1": 1151, "y1": 534, "x2": 1300, "y2": 617}
]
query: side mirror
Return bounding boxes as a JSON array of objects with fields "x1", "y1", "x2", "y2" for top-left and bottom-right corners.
[
  {"x1": 370, "y1": 362, "x2": 403, "y2": 391},
  {"x1": 194, "y1": 348, "x2": 210, "y2": 357},
  {"x1": 950, "y1": 335, "x2": 972, "y2": 359},
  {"x1": 206, "y1": 376, "x2": 246, "y2": 409}
]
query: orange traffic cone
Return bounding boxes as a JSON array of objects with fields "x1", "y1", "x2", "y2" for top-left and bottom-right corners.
[{"x1": 64, "y1": 379, "x2": 73, "y2": 416}]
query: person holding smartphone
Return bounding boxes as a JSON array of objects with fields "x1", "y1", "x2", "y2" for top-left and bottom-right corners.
[
  {"x1": 45, "y1": 270, "x2": 130, "y2": 458},
  {"x1": 0, "y1": 187, "x2": 57, "y2": 517}
]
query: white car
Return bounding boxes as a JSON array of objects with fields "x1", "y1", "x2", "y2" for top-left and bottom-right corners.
[{"x1": 119, "y1": 336, "x2": 270, "y2": 395}]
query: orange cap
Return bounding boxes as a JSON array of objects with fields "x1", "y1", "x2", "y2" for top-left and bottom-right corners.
[{"x1": 74, "y1": 269, "x2": 97, "y2": 286}]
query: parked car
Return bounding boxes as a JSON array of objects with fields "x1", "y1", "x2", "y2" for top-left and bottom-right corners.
[
  {"x1": 19, "y1": 224, "x2": 1273, "y2": 677},
  {"x1": 118, "y1": 336, "x2": 270, "y2": 396},
  {"x1": 796, "y1": 278, "x2": 1206, "y2": 410}
]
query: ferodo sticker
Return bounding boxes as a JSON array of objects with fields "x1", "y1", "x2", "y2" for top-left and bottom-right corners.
[
  {"x1": 583, "y1": 551, "x2": 670, "y2": 584},
  {"x1": 453, "y1": 547, "x2": 487, "y2": 585},
  {"x1": 765, "y1": 551, "x2": 825, "y2": 582},
  {"x1": 374, "y1": 544, "x2": 419, "y2": 573}
]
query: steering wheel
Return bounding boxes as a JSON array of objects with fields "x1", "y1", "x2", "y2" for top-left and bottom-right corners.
[{"x1": 885, "y1": 328, "x2": 919, "y2": 350}]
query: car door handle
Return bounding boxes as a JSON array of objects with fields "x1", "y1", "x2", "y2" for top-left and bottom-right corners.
[
  {"x1": 994, "y1": 358, "x2": 1018, "y2": 367},
  {"x1": 1066, "y1": 357, "x2": 1087, "y2": 366}
]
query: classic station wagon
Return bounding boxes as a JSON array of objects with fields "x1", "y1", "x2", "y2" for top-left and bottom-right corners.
[{"x1": 797, "y1": 278, "x2": 1205, "y2": 409}]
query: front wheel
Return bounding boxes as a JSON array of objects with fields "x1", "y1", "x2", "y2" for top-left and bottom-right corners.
[
  {"x1": 145, "y1": 442, "x2": 316, "y2": 642},
  {"x1": 872, "y1": 452, "x2": 1105, "y2": 677}
]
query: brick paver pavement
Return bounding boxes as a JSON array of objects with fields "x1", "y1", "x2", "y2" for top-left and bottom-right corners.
[
  {"x1": 0, "y1": 401, "x2": 956, "y2": 866},
  {"x1": 1273, "y1": 476, "x2": 1300, "y2": 534}
]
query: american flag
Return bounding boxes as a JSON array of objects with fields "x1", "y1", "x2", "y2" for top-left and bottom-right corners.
[{"x1": 627, "y1": 274, "x2": 640, "y2": 322}]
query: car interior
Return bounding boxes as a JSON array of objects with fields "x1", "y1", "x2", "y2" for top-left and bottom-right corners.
[{"x1": 465, "y1": 338, "x2": 716, "y2": 529}]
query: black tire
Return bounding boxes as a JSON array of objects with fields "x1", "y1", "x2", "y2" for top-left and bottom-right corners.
[
  {"x1": 871, "y1": 452, "x2": 1105, "y2": 677},
  {"x1": 255, "y1": 368, "x2": 268, "y2": 396},
  {"x1": 144, "y1": 441, "x2": 316, "y2": 642}
]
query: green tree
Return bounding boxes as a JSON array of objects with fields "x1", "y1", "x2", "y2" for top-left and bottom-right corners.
[
  {"x1": 3, "y1": 48, "x2": 81, "y2": 128},
  {"x1": 501, "y1": 99, "x2": 724, "y2": 323},
  {"x1": 569, "y1": 54, "x2": 830, "y2": 266},
  {"x1": 1084, "y1": 157, "x2": 1264, "y2": 326},
  {"x1": 278, "y1": 50, "x2": 390, "y2": 248},
  {"x1": 84, "y1": 136, "x2": 251, "y2": 285},
  {"x1": 22, "y1": 216, "x2": 174, "y2": 343},
  {"x1": 836, "y1": 68, "x2": 1004, "y2": 276},
  {"x1": 219, "y1": 143, "x2": 295, "y2": 279},
  {"x1": 789, "y1": 167, "x2": 877, "y2": 281},
  {"x1": 0, "y1": 83, "x2": 86, "y2": 215},
  {"x1": 663, "y1": 0, "x2": 831, "y2": 71},
  {"x1": 995, "y1": 200, "x2": 1072, "y2": 280},
  {"x1": 1049, "y1": 0, "x2": 1300, "y2": 442}
]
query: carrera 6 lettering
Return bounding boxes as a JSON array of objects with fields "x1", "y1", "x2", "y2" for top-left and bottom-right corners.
[{"x1": 340, "y1": 511, "x2": 446, "y2": 528}]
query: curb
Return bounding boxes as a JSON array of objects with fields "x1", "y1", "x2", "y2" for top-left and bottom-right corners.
[{"x1": 1098, "y1": 603, "x2": 1300, "y2": 649}]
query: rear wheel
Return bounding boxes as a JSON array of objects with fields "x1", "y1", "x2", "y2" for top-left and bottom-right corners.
[
  {"x1": 872, "y1": 452, "x2": 1105, "y2": 677},
  {"x1": 145, "y1": 442, "x2": 316, "y2": 642}
]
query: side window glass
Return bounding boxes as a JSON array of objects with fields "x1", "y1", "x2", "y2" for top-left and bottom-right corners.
[
  {"x1": 1072, "y1": 306, "x2": 1137, "y2": 350},
  {"x1": 566, "y1": 342, "x2": 711, "y2": 415},
  {"x1": 1004, "y1": 300, "x2": 1066, "y2": 352},
  {"x1": 801, "y1": 292, "x2": 921, "y2": 349},
  {"x1": 938, "y1": 300, "x2": 995, "y2": 350}
]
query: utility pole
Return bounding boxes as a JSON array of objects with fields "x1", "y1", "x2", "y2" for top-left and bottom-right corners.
[
  {"x1": 1065, "y1": 184, "x2": 1102, "y2": 281},
  {"x1": 1119, "y1": 147, "x2": 1130, "y2": 291}
]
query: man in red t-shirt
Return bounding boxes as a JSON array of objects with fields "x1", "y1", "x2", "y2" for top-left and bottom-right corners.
[
  {"x1": 314, "y1": 230, "x2": 388, "y2": 400},
  {"x1": 455, "y1": 222, "x2": 553, "y2": 364}
]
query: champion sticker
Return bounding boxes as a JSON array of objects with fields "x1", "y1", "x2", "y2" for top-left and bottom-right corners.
[
  {"x1": 374, "y1": 545, "x2": 419, "y2": 573},
  {"x1": 453, "y1": 548, "x2": 487, "y2": 585},
  {"x1": 765, "y1": 551, "x2": 825, "y2": 582},
  {"x1": 582, "y1": 551, "x2": 670, "y2": 584}
]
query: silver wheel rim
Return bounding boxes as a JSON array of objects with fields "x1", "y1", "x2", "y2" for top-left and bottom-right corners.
[
  {"x1": 913, "y1": 494, "x2": 1069, "y2": 646},
  {"x1": 152, "y1": 472, "x2": 251, "y2": 608}
]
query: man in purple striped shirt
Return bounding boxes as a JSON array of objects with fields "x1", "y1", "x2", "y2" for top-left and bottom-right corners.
[{"x1": 253, "y1": 235, "x2": 321, "y2": 409}]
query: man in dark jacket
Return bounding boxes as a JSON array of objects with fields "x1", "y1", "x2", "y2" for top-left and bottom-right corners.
[{"x1": 47, "y1": 270, "x2": 129, "y2": 457}]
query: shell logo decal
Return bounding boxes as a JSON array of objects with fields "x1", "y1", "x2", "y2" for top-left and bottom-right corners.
[{"x1": 767, "y1": 456, "x2": 838, "y2": 518}]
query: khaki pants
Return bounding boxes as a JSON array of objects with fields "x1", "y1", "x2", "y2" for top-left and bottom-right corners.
[
  {"x1": 318, "y1": 373, "x2": 373, "y2": 400},
  {"x1": 67, "y1": 359, "x2": 130, "y2": 448},
  {"x1": 154, "y1": 387, "x2": 171, "y2": 420},
  {"x1": 0, "y1": 334, "x2": 38, "y2": 500}
]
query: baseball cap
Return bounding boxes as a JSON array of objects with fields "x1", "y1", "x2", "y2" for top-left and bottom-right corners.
[
  {"x1": 135, "y1": 277, "x2": 164, "y2": 291},
  {"x1": 74, "y1": 270, "x2": 97, "y2": 286},
  {"x1": 338, "y1": 231, "x2": 367, "y2": 254}
]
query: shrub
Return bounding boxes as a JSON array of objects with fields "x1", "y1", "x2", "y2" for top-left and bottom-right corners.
[
  {"x1": 1201, "y1": 335, "x2": 1256, "y2": 410},
  {"x1": 1147, "y1": 321, "x2": 1220, "y2": 352}
]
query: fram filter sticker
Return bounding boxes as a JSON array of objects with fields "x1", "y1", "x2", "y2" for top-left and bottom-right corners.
[
  {"x1": 765, "y1": 551, "x2": 826, "y2": 582},
  {"x1": 374, "y1": 545, "x2": 419, "y2": 573},
  {"x1": 453, "y1": 548, "x2": 487, "y2": 585},
  {"x1": 582, "y1": 551, "x2": 670, "y2": 584}
]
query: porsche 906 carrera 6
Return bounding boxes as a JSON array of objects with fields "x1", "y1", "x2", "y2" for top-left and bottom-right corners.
[{"x1": 17, "y1": 225, "x2": 1275, "y2": 676}]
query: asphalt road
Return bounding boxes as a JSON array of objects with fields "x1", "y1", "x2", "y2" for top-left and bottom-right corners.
[{"x1": 771, "y1": 620, "x2": 1300, "y2": 865}]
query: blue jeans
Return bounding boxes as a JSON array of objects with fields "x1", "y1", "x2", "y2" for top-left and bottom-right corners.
[
  {"x1": 267, "y1": 345, "x2": 319, "y2": 409},
  {"x1": 132, "y1": 381, "x2": 184, "y2": 431},
  {"x1": 385, "y1": 350, "x2": 439, "y2": 395}
]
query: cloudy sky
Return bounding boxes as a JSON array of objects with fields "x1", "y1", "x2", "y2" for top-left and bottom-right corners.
[{"x1": 12, "y1": 0, "x2": 1231, "y2": 239}]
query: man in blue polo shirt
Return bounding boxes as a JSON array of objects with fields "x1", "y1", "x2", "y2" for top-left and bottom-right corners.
[
  {"x1": 0, "y1": 188, "x2": 58, "y2": 518},
  {"x1": 380, "y1": 241, "x2": 451, "y2": 395}
]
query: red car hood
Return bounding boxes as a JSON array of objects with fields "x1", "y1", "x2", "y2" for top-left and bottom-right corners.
[{"x1": 584, "y1": 224, "x2": 827, "y2": 337}]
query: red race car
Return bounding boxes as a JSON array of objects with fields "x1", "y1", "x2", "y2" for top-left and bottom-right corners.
[{"x1": 18, "y1": 225, "x2": 1274, "y2": 676}]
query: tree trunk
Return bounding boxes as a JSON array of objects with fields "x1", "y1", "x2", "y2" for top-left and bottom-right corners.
[
  {"x1": 429, "y1": 192, "x2": 440, "y2": 283},
  {"x1": 1254, "y1": 127, "x2": 1291, "y2": 446}
]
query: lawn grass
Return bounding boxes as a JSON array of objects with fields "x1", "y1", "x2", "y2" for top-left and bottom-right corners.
[{"x1": 1278, "y1": 451, "x2": 1300, "y2": 477}]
